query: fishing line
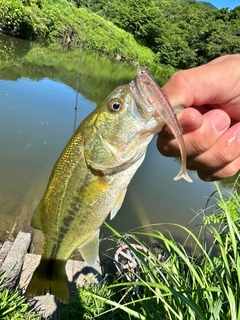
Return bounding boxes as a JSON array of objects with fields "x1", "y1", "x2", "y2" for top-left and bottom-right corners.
[{"x1": 73, "y1": 34, "x2": 83, "y2": 133}]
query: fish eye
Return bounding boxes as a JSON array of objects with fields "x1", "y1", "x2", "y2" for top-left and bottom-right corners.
[
  {"x1": 108, "y1": 100, "x2": 122, "y2": 112},
  {"x1": 139, "y1": 67, "x2": 147, "y2": 76}
]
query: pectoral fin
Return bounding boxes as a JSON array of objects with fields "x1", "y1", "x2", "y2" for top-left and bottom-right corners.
[
  {"x1": 78, "y1": 229, "x2": 100, "y2": 266},
  {"x1": 110, "y1": 188, "x2": 127, "y2": 220}
]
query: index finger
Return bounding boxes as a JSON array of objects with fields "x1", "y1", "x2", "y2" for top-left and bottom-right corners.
[{"x1": 162, "y1": 55, "x2": 240, "y2": 121}]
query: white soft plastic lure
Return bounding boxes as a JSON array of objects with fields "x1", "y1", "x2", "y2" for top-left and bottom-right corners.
[{"x1": 133, "y1": 66, "x2": 192, "y2": 183}]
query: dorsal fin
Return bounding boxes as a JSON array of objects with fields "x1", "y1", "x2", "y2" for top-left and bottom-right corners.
[{"x1": 31, "y1": 201, "x2": 43, "y2": 231}]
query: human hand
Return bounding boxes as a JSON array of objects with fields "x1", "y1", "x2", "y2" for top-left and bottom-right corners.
[{"x1": 157, "y1": 54, "x2": 240, "y2": 181}]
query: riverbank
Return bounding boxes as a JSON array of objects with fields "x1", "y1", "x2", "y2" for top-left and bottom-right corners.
[
  {"x1": 0, "y1": 0, "x2": 157, "y2": 68},
  {"x1": 0, "y1": 181, "x2": 239, "y2": 319}
]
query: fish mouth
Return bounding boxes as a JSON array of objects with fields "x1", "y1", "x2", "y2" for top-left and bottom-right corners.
[
  {"x1": 129, "y1": 80, "x2": 156, "y2": 117},
  {"x1": 129, "y1": 80, "x2": 162, "y2": 134}
]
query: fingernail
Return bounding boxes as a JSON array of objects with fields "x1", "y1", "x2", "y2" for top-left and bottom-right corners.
[{"x1": 211, "y1": 113, "x2": 230, "y2": 133}]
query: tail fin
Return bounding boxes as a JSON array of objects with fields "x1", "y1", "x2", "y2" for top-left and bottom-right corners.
[
  {"x1": 174, "y1": 168, "x2": 193, "y2": 183},
  {"x1": 25, "y1": 259, "x2": 70, "y2": 304}
]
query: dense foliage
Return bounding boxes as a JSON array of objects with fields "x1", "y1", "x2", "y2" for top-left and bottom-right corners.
[
  {"x1": 78, "y1": 0, "x2": 240, "y2": 68},
  {"x1": 0, "y1": 0, "x2": 155, "y2": 67},
  {"x1": 0, "y1": 0, "x2": 240, "y2": 71}
]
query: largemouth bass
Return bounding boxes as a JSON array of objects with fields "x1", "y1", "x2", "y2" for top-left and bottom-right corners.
[
  {"x1": 132, "y1": 66, "x2": 192, "y2": 183},
  {"x1": 25, "y1": 81, "x2": 162, "y2": 304},
  {"x1": 25, "y1": 68, "x2": 191, "y2": 304}
]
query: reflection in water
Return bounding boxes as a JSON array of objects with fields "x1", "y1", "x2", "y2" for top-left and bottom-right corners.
[
  {"x1": 0, "y1": 34, "x2": 229, "y2": 253},
  {"x1": 0, "y1": 77, "x2": 95, "y2": 240}
]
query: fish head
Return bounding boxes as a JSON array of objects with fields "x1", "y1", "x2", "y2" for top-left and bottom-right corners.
[{"x1": 83, "y1": 84, "x2": 160, "y2": 175}]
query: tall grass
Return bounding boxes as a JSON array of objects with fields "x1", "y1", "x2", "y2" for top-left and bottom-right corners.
[{"x1": 60, "y1": 181, "x2": 240, "y2": 319}]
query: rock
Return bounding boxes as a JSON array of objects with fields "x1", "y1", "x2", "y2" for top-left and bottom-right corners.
[
  {"x1": 0, "y1": 241, "x2": 12, "y2": 268},
  {"x1": 0, "y1": 232, "x2": 31, "y2": 286}
]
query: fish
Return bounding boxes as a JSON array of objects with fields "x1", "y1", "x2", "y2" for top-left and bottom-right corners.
[
  {"x1": 25, "y1": 67, "x2": 192, "y2": 304},
  {"x1": 131, "y1": 66, "x2": 192, "y2": 183},
  {"x1": 25, "y1": 82, "x2": 163, "y2": 304}
]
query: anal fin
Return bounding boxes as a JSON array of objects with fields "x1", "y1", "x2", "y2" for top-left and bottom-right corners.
[{"x1": 78, "y1": 229, "x2": 100, "y2": 266}]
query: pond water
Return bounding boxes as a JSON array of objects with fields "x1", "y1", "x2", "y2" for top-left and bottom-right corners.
[{"x1": 0, "y1": 34, "x2": 232, "y2": 256}]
